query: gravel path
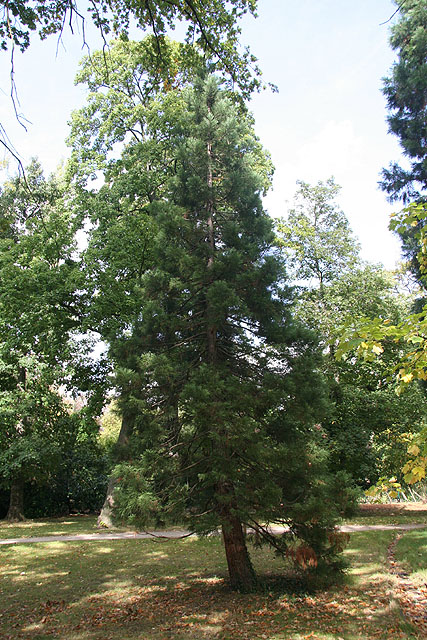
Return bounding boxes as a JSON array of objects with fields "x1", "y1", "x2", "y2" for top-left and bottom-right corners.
[{"x1": 1, "y1": 523, "x2": 426, "y2": 546}]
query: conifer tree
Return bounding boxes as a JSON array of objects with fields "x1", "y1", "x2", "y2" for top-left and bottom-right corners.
[
  {"x1": 380, "y1": 0, "x2": 427, "y2": 286},
  {"x1": 108, "y1": 77, "x2": 356, "y2": 591}
]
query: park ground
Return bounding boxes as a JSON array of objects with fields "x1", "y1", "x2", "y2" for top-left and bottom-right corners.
[{"x1": 0, "y1": 504, "x2": 426, "y2": 640}]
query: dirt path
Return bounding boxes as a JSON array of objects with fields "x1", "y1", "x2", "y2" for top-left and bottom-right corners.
[{"x1": 1, "y1": 522, "x2": 426, "y2": 546}]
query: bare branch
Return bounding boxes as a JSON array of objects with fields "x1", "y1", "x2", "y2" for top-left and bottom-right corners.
[
  {"x1": 0, "y1": 137, "x2": 30, "y2": 192},
  {"x1": 379, "y1": 1, "x2": 406, "y2": 26}
]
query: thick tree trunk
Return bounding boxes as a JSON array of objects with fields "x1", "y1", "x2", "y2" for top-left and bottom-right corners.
[
  {"x1": 97, "y1": 409, "x2": 134, "y2": 528},
  {"x1": 203, "y1": 106, "x2": 255, "y2": 591},
  {"x1": 221, "y1": 508, "x2": 256, "y2": 591},
  {"x1": 6, "y1": 478, "x2": 25, "y2": 521}
]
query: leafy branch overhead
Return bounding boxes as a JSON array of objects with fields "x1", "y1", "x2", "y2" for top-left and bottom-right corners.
[
  {"x1": 336, "y1": 203, "x2": 427, "y2": 392},
  {"x1": 0, "y1": 0, "x2": 267, "y2": 98}
]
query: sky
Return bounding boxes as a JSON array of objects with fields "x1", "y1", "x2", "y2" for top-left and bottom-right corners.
[{"x1": 0, "y1": 0, "x2": 404, "y2": 268}]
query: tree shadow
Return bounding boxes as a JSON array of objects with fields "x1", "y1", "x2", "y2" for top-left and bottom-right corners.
[{"x1": 0, "y1": 535, "x2": 419, "y2": 640}]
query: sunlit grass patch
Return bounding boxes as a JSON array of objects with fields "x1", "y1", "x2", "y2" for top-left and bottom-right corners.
[{"x1": 0, "y1": 515, "x2": 103, "y2": 539}]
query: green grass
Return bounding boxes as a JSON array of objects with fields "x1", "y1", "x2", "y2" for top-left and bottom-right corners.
[
  {"x1": 0, "y1": 527, "x2": 422, "y2": 639},
  {"x1": 1, "y1": 505, "x2": 426, "y2": 543},
  {"x1": 0, "y1": 515, "x2": 133, "y2": 539},
  {"x1": 0, "y1": 515, "x2": 98, "y2": 539},
  {"x1": 395, "y1": 528, "x2": 427, "y2": 587},
  {"x1": 344, "y1": 513, "x2": 427, "y2": 526}
]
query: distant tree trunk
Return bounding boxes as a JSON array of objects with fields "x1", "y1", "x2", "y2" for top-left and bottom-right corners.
[
  {"x1": 97, "y1": 408, "x2": 134, "y2": 528},
  {"x1": 6, "y1": 478, "x2": 25, "y2": 521}
]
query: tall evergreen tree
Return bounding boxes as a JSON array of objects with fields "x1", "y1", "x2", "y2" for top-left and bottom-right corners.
[
  {"x1": 380, "y1": 0, "x2": 427, "y2": 286},
  {"x1": 106, "y1": 77, "x2": 355, "y2": 591},
  {"x1": 380, "y1": 0, "x2": 427, "y2": 204}
]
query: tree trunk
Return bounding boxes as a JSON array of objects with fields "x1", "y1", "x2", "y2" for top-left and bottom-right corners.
[
  {"x1": 204, "y1": 99, "x2": 255, "y2": 591},
  {"x1": 97, "y1": 408, "x2": 134, "y2": 528},
  {"x1": 6, "y1": 478, "x2": 25, "y2": 521},
  {"x1": 221, "y1": 508, "x2": 257, "y2": 591}
]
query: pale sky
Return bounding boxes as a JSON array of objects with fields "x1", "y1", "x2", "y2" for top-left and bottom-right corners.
[{"x1": 0, "y1": 0, "x2": 404, "y2": 268}]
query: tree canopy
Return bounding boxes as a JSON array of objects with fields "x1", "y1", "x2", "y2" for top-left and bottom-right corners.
[
  {"x1": 1, "y1": 0, "x2": 266, "y2": 111},
  {"x1": 276, "y1": 178, "x2": 359, "y2": 289}
]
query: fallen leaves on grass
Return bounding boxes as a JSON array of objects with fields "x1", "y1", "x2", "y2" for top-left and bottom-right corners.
[{"x1": 388, "y1": 533, "x2": 427, "y2": 637}]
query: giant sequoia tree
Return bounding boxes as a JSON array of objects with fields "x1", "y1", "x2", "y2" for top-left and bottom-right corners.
[
  {"x1": 380, "y1": 0, "x2": 427, "y2": 285},
  {"x1": 381, "y1": 0, "x2": 427, "y2": 204},
  {"x1": 79, "y1": 76, "x2": 355, "y2": 591}
]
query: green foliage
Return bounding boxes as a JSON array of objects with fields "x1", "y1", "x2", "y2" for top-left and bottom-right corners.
[
  {"x1": 380, "y1": 0, "x2": 427, "y2": 204},
  {"x1": 87, "y1": 76, "x2": 357, "y2": 586},
  {"x1": 335, "y1": 202, "x2": 427, "y2": 484},
  {"x1": 67, "y1": 37, "x2": 203, "y2": 183},
  {"x1": 0, "y1": 161, "x2": 83, "y2": 354},
  {"x1": 22, "y1": 432, "x2": 109, "y2": 518},
  {"x1": 402, "y1": 425, "x2": 427, "y2": 484},
  {"x1": 335, "y1": 207, "x2": 427, "y2": 394},
  {"x1": 365, "y1": 476, "x2": 403, "y2": 501},
  {"x1": 98, "y1": 401, "x2": 122, "y2": 455},
  {"x1": 276, "y1": 178, "x2": 360, "y2": 287},
  {"x1": 0, "y1": 160, "x2": 107, "y2": 518},
  {"x1": 380, "y1": 0, "x2": 427, "y2": 292},
  {"x1": 327, "y1": 383, "x2": 427, "y2": 486},
  {"x1": 0, "y1": 0, "x2": 265, "y2": 98},
  {"x1": 276, "y1": 178, "x2": 424, "y2": 486}
]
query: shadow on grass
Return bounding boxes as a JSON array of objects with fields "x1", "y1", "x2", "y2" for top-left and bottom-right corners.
[{"x1": 0, "y1": 533, "x2": 421, "y2": 640}]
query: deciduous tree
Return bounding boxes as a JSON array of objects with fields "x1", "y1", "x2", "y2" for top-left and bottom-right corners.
[
  {"x1": 0, "y1": 160, "x2": 96, "y2": 519},
  {"x1": 276, "y1": 180, "x2": 427, "y2": 486}
]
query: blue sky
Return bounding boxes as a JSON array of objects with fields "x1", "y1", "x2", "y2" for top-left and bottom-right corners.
[{"x1": 0, "y1": 0, "x2": 403, "y2": 267}]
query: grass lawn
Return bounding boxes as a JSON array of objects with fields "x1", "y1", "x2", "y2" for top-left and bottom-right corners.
[
  {"x1": 0, "y1": 527, "x2": 422, "y2": 639},
  {"x1": 395, "y1": 528, "x2": 427, "y2": 587},
  {"x1": 1, "y1": 501, "x2": 426, "y2": 541},
  {"x1": 0, "y1": 516, "x2": 101, "y2": 539}
]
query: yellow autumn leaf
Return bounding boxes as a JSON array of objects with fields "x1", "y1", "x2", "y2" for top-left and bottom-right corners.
[
  {"x1": 407, "y1": 444, "x2": 420, "y2": 456},
  {"x1": 411, "y1": 465, "x2": 426, "y2": 480},
  {"x1": 372, "y1": 344, "x2": 383, "y2": 355}
]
